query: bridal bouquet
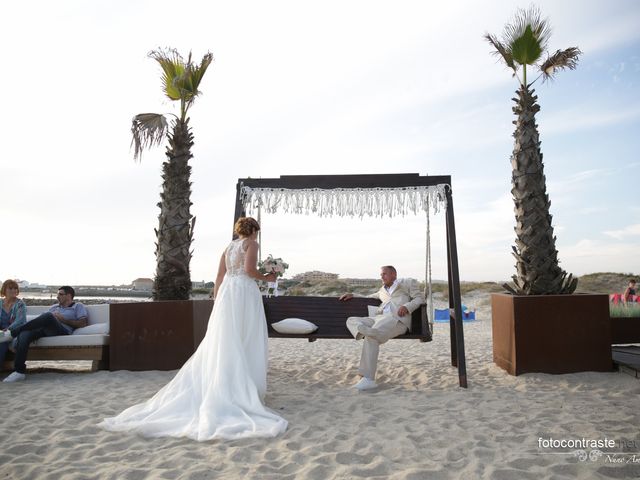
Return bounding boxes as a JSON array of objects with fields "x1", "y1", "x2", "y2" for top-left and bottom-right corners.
[{"x1": 258, "y1": 255, "x2": 289, "y2": 296}]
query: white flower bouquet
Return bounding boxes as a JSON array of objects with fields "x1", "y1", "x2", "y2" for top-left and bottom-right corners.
[{"x1": 258, "y1": 255, "x2": 289, "y2": 296}]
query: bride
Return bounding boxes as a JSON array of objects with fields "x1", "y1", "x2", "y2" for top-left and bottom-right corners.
[{"x1": 99, "y1": 217, "x2": 287, "y2": 440}]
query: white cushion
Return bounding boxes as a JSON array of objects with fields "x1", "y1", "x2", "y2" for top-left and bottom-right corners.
[
  {"x1": 271, "y1": 318, "x2": 318, "y2": 334},
  {"x1": 31, "y1": 334, "x2": 109, "y2": 347},
  {"x1": 85, "y1": 304, "x2": 109, "y2": 325},
  {"x1": 72, "y1": 322, "x2": 109, "y2": 335}
]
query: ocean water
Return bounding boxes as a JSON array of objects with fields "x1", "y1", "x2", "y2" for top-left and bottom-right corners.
[{"x1": 21, "y1": 292, "x2": 152, "y2": 303}]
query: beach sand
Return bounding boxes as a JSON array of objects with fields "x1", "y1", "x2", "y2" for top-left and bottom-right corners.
[{"x1": 1, "y1": 302, "x2": 639, "y2": 479}]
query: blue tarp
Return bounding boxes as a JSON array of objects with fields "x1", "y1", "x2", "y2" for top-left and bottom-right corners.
[{"x1": 433, "y1": 308, "x2": 476, "y2": 322}]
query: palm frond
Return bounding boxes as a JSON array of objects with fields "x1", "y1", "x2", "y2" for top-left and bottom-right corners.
[
  {"x1": 503, "y1": 5, "x2": 551, "y2": 54},
  {"x1": 176, "y1": 51, "x2": 214, "y2": 103},
  {"x1": 189, "y1": 52, "x2": 214, "y2": 95},
  {"x1": 511, "y1": 24, "x2": 543, "y2": 66},
  {"x1": 540, "y1": 47, "x2": 582, "y2": 81},
  {"x1": 131, "y1": 113, "x2": 168, "y2": 161},
  {"x1": 484, "y1": 33, "x2": 517, "y2": 73},
  {"x1": 149, "y1": 48, "x2": 185, "y2": 101},
  {"x1": 148, "y1": 49, "x2": 214, "y2": 116}
]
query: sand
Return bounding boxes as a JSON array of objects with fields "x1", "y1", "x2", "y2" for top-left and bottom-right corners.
[{"x1": 1, "y1": 302, "x2": 639, "y2": 480}]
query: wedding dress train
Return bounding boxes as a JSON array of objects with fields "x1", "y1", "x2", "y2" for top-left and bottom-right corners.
[{"x1": 99, "y1": 239, "x2": 287, "y2": 440}]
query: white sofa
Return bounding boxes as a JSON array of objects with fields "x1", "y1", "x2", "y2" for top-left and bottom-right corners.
[
  {"x1": 1, "y1": 304, "x2": 110, "y2": 371},
  {"x1": 25, "y1": 305, "x2": 110, "y2": 348}
]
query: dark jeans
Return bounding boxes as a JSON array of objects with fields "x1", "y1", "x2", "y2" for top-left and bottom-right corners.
[
  {"x1": 0, "y1": 342, "x2": 9, "y2": 366},
  {"x1": 11, "y1": 312, "x2": 70, "y2": 374}
]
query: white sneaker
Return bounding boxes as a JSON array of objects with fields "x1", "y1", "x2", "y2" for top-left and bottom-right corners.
[
  {"x1": 3, "y1": 372, "x2": 26, "y2": 383},
  {"x1": 0, "y1": 330, "x2": 13, "y2": 344},
  {"x1": 354, "y1": 377, "x2": 378, "y2": 391}
]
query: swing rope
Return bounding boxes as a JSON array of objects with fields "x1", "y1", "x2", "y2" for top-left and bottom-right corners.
[{"x1": 425, "y1": 198, "x2": 434, "y2": 335}]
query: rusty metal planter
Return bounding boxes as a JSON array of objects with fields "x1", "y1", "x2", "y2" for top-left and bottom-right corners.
[
  {"x1": 491, "y1": 293, "x2": 612, "y2": 375},
  {"x1": 109, "y1": 300, "x2": 213, "y2": 371},
  {"x1": 610, "y1": 316, "x2": 640, "y2": 344}
]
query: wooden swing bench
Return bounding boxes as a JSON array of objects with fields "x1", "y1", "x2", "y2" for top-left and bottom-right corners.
[
  {"x1": 236, "y1": 173, "x2": 466, "y2": 387},
  {"x1": 263, "y1": 296, "x2": 431, "y2": 342}
]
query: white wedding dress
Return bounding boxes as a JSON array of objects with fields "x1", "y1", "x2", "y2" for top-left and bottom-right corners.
[{"x1": 99, "y1": 238, "x2": 287, "y2": 441}]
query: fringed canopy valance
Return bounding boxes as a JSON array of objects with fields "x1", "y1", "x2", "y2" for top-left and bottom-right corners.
[{"x1": 240, "y1": 184, "x2": 448, "y2": 218}]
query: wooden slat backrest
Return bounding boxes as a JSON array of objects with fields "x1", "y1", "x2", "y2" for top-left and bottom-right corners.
[{"x1": 263, "y1": 296, "x2": 431, "y2": 341}]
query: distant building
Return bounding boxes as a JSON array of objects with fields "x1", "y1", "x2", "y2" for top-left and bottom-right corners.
[
  {"x1": 343, "y1": 278, "x2": 379, "y2": 287},
  {"x1": 192, "y1": 280, "x2": 206, "y2": 289},
  {"x1": 293, "y1": 271, "x2": 339, "y2": 282},
  {"x1": 132, "y1": 278, "x2": 154, "y2": 291},
  {"x1": 14, "y1": 280, "x2": 47, "y2": 290}
]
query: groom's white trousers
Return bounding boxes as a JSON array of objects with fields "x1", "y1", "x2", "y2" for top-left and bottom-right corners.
[{"x1": 346, "y1": 314, "x2": 408, "y2": 380}]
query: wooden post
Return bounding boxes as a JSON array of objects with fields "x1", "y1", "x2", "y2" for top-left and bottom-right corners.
[
  {"x1": 445, "y1": 185, "x2": 468, "y2": 388},
  {"x1": 446, "y1": 229, "x2": 457, "y2": 367},
  {"x1": 232, "y1": 181, "x2": 246, "y2": 239}
]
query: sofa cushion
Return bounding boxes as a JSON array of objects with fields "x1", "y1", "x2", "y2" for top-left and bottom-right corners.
[
  {"x1": 72, "y1": 323, "x2": 109, "y2": 335},
  {"x1": 31, "y1": 334, "x2": 109, "y2": 347}
]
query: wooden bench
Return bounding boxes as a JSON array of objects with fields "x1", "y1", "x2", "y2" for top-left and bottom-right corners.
[{"x1": 263, "y1": 296, "x2": 431, "y2": 342}]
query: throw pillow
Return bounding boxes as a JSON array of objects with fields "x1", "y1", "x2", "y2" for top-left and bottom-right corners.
[{"x1": 271, "y1": 318, "x2": 318, "y2": 334}]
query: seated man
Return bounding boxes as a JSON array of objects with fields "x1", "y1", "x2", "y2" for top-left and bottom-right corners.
[
  {"x1": 0, "y1": 286, "x2": 88, "y2": 383},
  {"x1": 339, "y1": 266, "x2": 424, "y2": 391}
]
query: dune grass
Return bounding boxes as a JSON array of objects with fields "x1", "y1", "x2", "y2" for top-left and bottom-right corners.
[{"x1": 609, "y1": 303, "x2": 640, "y2": 318}]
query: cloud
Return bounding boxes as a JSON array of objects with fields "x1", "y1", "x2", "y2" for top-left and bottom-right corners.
[
  {"x1": 541, "y1": 105, "x2": 640, "y2": 136},
  {"x1": 578, "y1": 206, "x2": 608, "y2": 215},
  {"x1": 561, "y1": 238, "x2": 640, "y2": 275},
  {"x1": 603, "y1": 224, "x2": 640, "y2": 240}
]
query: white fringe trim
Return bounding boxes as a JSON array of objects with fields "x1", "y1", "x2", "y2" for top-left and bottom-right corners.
[{"x1": 240, "y1": 185, "x2": 448, "y2": 218}]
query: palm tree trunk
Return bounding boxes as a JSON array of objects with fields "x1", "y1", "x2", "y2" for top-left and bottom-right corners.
[
  {"x1": 153, "y1": 118, "x2": 195, "y2": 300},
  {"x1": 505, "y1": 85, "x2": 577, "y2": 295}
]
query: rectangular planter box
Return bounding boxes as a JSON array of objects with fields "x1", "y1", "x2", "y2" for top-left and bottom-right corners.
[
  {"x1": 109, "y1": 300, "x2": 213, "y2": 371},
  {"x1": 611, "y1": 316, "x2": 640, "y2": 344},
  {"x1": 491, "y1": 293, "x2": 612, "y2": 375}
]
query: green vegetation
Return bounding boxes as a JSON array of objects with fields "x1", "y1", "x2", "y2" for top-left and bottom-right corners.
[
  {"x1": 610, "y1": 304, "x2": 640, "y2": 318},
  {"x1": 575, "y1": 272, "x2": 637, "y2": 294},
  {"x1": 247, "y1": 272, "x2": 639, "y2": 301},
  {"x1": 192, "y1": 288, "x2": 211, "y2": 295},
  {"x1": 438, "y1": 282, "x2": 504, "y2": 299}
]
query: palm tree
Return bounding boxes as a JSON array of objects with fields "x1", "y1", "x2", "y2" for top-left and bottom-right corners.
[
  {"x1": 485, "y1": 7, "x2": 581, "y2": 295},
  {"x1": 131, "y1": 48, "x2": 213, "y2": 300}
]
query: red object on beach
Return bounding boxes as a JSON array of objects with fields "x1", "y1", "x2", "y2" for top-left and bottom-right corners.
[{"x1": 610, "y1": 293, "x2": 640, "y2": 304}]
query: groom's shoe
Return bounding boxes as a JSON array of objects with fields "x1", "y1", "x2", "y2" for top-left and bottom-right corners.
[
  {"x1": 3, "y1": 372, "x2": 26, "y2": 383},
  {"x1": 357, "y1": 325, "x2": 382, "y2": 342},
  {"x1": 354, "y1": 377, "x2": 378, "y2": 391}
]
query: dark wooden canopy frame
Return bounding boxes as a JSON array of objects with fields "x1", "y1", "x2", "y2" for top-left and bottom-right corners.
[{"x1": 233, "y1": 173, "x2": 468, "y2": 388}]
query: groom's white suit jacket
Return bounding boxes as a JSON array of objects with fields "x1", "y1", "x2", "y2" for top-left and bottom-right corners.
[{"x1": 367, "y1": 278, "x2": 425, "y2": 331}]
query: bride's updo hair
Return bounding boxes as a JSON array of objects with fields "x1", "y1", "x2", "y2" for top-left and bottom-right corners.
[{"x1": 234, "y1": 217, "x2": 260, "y2": 237}]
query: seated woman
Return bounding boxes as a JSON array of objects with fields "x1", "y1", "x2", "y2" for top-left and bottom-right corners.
[
  {"x1": 622, "y1": 279, "x2": 638, "y2": 305},
  {"x1": 0, "y1": 280, "x2": 27, "y2": 365}
]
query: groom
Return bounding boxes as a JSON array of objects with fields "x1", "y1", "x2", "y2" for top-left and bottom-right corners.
[{"x1": 339, "y1": 266, "x2": 424, "y2": 391}]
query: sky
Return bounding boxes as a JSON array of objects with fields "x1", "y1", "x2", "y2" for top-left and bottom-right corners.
[{"x1": 1, "y1": 0, "x2": 639, "y2": 286}]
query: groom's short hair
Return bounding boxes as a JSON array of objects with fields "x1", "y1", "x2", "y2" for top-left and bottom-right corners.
[{"x1": 381, "y1": 265, "x2": 396, "y2": 275}]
